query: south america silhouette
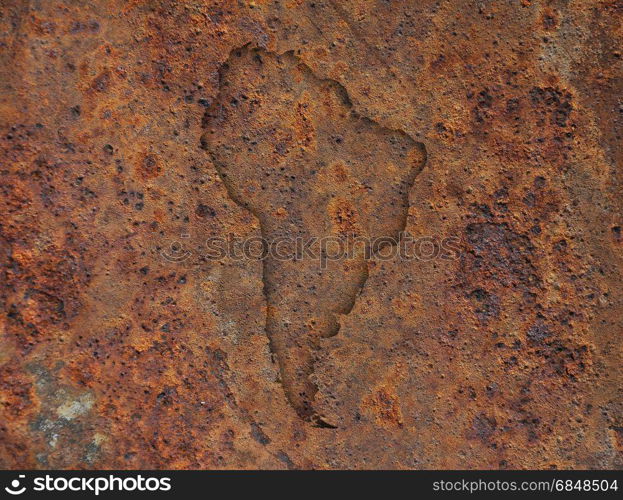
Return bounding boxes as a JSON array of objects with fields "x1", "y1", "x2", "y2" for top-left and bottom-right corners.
[{"x1": 201, "y1": 46, "x2": 426, "y2": 423}]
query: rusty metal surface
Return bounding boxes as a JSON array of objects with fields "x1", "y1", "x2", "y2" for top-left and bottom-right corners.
[{"x1": 0, "y1": 0, "x2": 621, "y2": 469}]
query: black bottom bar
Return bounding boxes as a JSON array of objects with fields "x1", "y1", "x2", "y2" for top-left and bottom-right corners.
[{"x1": 0, "y1": 470, "x2": 621, "y2": 499}]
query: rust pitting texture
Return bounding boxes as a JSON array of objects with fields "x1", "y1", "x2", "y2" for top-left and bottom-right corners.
[{"x1": 0, "y1": 0, "x2": 622, "y2": 469}]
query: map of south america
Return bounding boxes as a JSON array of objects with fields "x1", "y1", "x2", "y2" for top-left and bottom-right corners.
[{"x1": 202, "y1": 46, "x2": 426, "y2": 422}]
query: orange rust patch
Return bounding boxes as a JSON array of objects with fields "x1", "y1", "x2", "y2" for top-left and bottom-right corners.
[
  {"x1": 136, "y1": 153, "x2": 162, "y2": 179},
  {"x1": 364, "y1": 387, "x2": 404, "y2": 429}
]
